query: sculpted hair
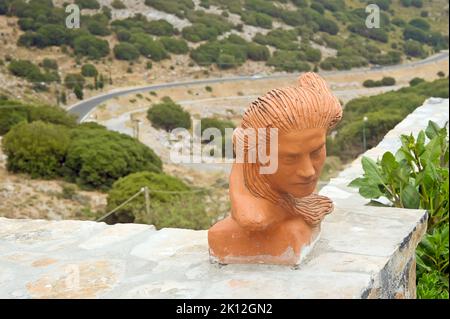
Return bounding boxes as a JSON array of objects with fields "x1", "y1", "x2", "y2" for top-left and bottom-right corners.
[{"x1": 233, "y1": 72, "x2": 343, "y2": 224}]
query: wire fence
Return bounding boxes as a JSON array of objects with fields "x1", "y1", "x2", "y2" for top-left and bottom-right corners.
[{"x1": 96, "y1": 181, "x2": 230, "y2": 230}]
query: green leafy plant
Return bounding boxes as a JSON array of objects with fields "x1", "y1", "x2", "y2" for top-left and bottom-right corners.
[
  {"x1": 416, "y1": 225, "x2": 449, "y2": 278},
  {"x1": 349, "y1": 121, "x2": 449, "y2": 298}
]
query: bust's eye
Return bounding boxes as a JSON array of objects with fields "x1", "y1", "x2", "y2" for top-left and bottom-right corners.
[
  {"x1": 283, "y1": 154, "x2": 298, "y2": 164},
  {"x1": 311, "y1": 145, "x2": 324, "y2": 158}
]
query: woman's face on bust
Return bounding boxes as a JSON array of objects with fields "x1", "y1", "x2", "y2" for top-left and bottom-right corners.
[{"x1": 265, "y1": 128, "x2": 327, "y2": 198}]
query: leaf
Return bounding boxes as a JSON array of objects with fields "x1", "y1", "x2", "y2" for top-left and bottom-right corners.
[
  {"x1": 421, "y1": 136, "x2": 442, "y2": 166},
  {"x1": 425, "y1": 120, "x2": 441, "y2": 140},
  {"x1": 396, "y1": 159, "x2": 412, "y2": 182},
  {"x1": 424, "y1": 162, "x2": 439, "y2": 187},
  {"x1": 416, "y1": 131, "x2": 426, "y2": 156},
  {"x1": 400, "y1": 134, "x2": 412, "y2": 149},
  {"x1": 348, "y1": 177, "x2": 367, "y2": 188},
  {"x1": 359, "y1": 184, "x2": 383, "y2": 199},
  {"x1": 416, "y1": 254, "x2": 432, "y2": 272},
  {"x1": 381, "y1": 151, "x2": 398, "y2": 173},
  {"x1": 444, "y1": 146, "x2": 449, "y2": 166},
  {"x1": 396, "y1": 144, "x2": 415, "y2": 164},
  {"x1": 361, "y1": 156, "x2": 384, "y2": 184},
  {"x1": 414, "y1": 171, "x2": 425, "y2": 187},
  {"x1": 401, "y1": 184, "x2": 420, "y2": 209}
]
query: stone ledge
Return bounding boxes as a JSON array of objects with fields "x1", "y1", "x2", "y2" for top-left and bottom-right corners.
[
  {"x1": 0, "y1": 98, "x2": 447, "y2": 298},
  {"x1": 0, "y1": 208, "x2": 427, "y2": 299}
]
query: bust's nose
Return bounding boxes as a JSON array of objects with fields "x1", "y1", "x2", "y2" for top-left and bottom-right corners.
[{"x1": 295, "y1": 156, "x2": 316, "y2": 180}]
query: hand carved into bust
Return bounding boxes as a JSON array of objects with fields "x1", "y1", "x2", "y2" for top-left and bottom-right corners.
[{"x1": 208, "y1": 72, "x2": 343, "y2": 266}]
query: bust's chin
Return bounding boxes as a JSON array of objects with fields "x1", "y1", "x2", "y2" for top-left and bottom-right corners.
[{"x1": 286, "y1": 182, "x2": 318, "y2": 198}]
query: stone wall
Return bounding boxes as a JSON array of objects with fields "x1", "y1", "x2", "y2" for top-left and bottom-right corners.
[{"x1": 0, "y1": 98, "x2": 448, "y2": 298}]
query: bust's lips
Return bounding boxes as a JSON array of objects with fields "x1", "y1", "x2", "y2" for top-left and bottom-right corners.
[{"x1": 292, "y1": 178, "x2": 318, "y2": 186}]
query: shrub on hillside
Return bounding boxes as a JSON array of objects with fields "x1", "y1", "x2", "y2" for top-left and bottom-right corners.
[
  {"x1": 116, "y1": 28, "x2": 132, "y2": 42},
  {"x1": 200, "y1": 118, "x2": 235, "y2": 137},
  {"x1": 0, "y1": 101, "x2": 77, "y2": 136},
  {"x1": 348, "y1": 22, "x2": 388, "y2": 42},
  {"x1": 409, "y1": 18, "x2": 430, "y2": 31},
  {"x1": 267, "y1": 50, "x2": 311, "y2": 72},
  {"x1": 41, "y1": 58, "x2": 58, "y2": 70},
  {"x1": 182, "y1": 24, "x2": 218, "y2": 42},
  {"x1": 381, "y1": 76, "x2": 396, "y2": 86},
  {"x1": 160, "y1": 37, "x2": 189, "y2": 54},
  {"x1": 75, "y1": 0, "x2": 100, "y2": 9},
  {"x1": 403, "y1": 40, "x2": 425, "y2": 57},
  {"x1": 401, "y1": 0, "x2": 423, "y2": 8},
  {"x1": 253, "y1": 29, "x2": 299, "y2": 50},
  {"x1": 320, "y1": 55, "x2": 368, "y2": 71},
  {"x1": 190, "y1": 39, "x2": 249, "y2": 68},
  {"x1": 362, "y1": 79, "x2": 377, "y2": 88},
  {"x1": 409, "y1": 77, "x2": 425, "y2": 86},
  {"x1": 369, "y1": 51, "x2": 402, "y2": 66},
  {"x1": 2, "y1": 121, "x2": 70, "y2": 178},
  {"x1": 81, "y1": 64, "x2": 98, "y2": 77},
  {"x1": 114, "y1": 43, "x2": 140, "y2": 61},
  {"x1": 363, "y1": 77, "x2": 396, "y2": 88},
  {"x1": 111, "y1": 0, "x2": 126, "y2": 9},
  {"x1": 111, "y1": 15, "x2": 175, "y2": 37},
  {"x1": 36, "y1": 24, "x2": 69, "y2": 47},
  {"x1": 403, "y1": 25, "x2": 428, "y2": 43},
  {"x1": 145, "y1": 19, "x2": 176, "y2": 36},
  {"x1": 311, "y1": 2, "x2": 325, "y2": 14},
  {"x1": 86, "y1": 19, "x2": 111, "y2": 36},
  {"x1": 64, "y1": 73, "x2": 85, "y2": 90},
  {"x1": 302, "y1": 46, "x2": 322, "y2": 63},
  {"x1": 241, "y1": 11, "x2": 273, "y2": 29},
  {"x1": 0, "y1": 104, "x2": 28, "y2": 136},
  {"x1": 246, "y1": 43, "x2": 270, "y2": 61},
  {"x1": 64, "y1": 125, "x2": 162, "y2": 190},
  {"x1": 186, "y1": 10, "x2": 233, "y2": 34},
  {"x1": 217, "y1": 54, "x2": 236, "y2": 69},
  {"x1": 130, "y1": 34, "x2": 169, "y2": 61},
  {"x1": 147, "y1": 97, "x2": 191, "y2": 131},
  {"x1": 144, "y1": 0, "x2": 194, "y2": 18},
  {"x1": 73, "y1": 35, "x2": 110, "y2": 59},
  {"x1": 199, "y1": 117, "x2": 236, "y2": 157},
  {"x1": 105, "y1": 171, "x2": 212, "y2": 229},
  {"x1": 8, "y1": 59, "x2": 41, "y2": 81},
  {"x1": 8, "y1": 59, "x2": 59, "y2": 85},
  {"x1": 316, "y1": 17, "x2": 339, "y2": 35}
]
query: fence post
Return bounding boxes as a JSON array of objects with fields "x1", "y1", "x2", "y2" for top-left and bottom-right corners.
[{"x1": 143, "y1": 186, "x2": 151, "y2": 218}]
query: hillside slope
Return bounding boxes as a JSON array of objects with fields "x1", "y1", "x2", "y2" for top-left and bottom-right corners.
[{"x1": 0, "y1": 0, "x2": 448, "y2": 105}]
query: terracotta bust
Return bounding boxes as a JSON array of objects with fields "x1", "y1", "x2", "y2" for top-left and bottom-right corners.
[{"x1": 208, "y1": 72, "x2": 343, "y2": 266}]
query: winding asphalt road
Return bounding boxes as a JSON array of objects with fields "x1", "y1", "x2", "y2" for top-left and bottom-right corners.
[{"x1": 67, "y1": 51, "x2": 449, "y2": 122}]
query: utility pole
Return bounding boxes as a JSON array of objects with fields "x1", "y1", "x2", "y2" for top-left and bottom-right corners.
[
  {"x1": 131, "y1": 113, "x2": 142, "y2": 141},
  {"x1": 136, "y1": 119, "x2": 141, "y2": 141},
  {"x1": 54, "y1": 82, "x2": 60, "y2": 106},
  {"x1": 363, "y1": 116, "x2": 368, "y2": 152}
]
